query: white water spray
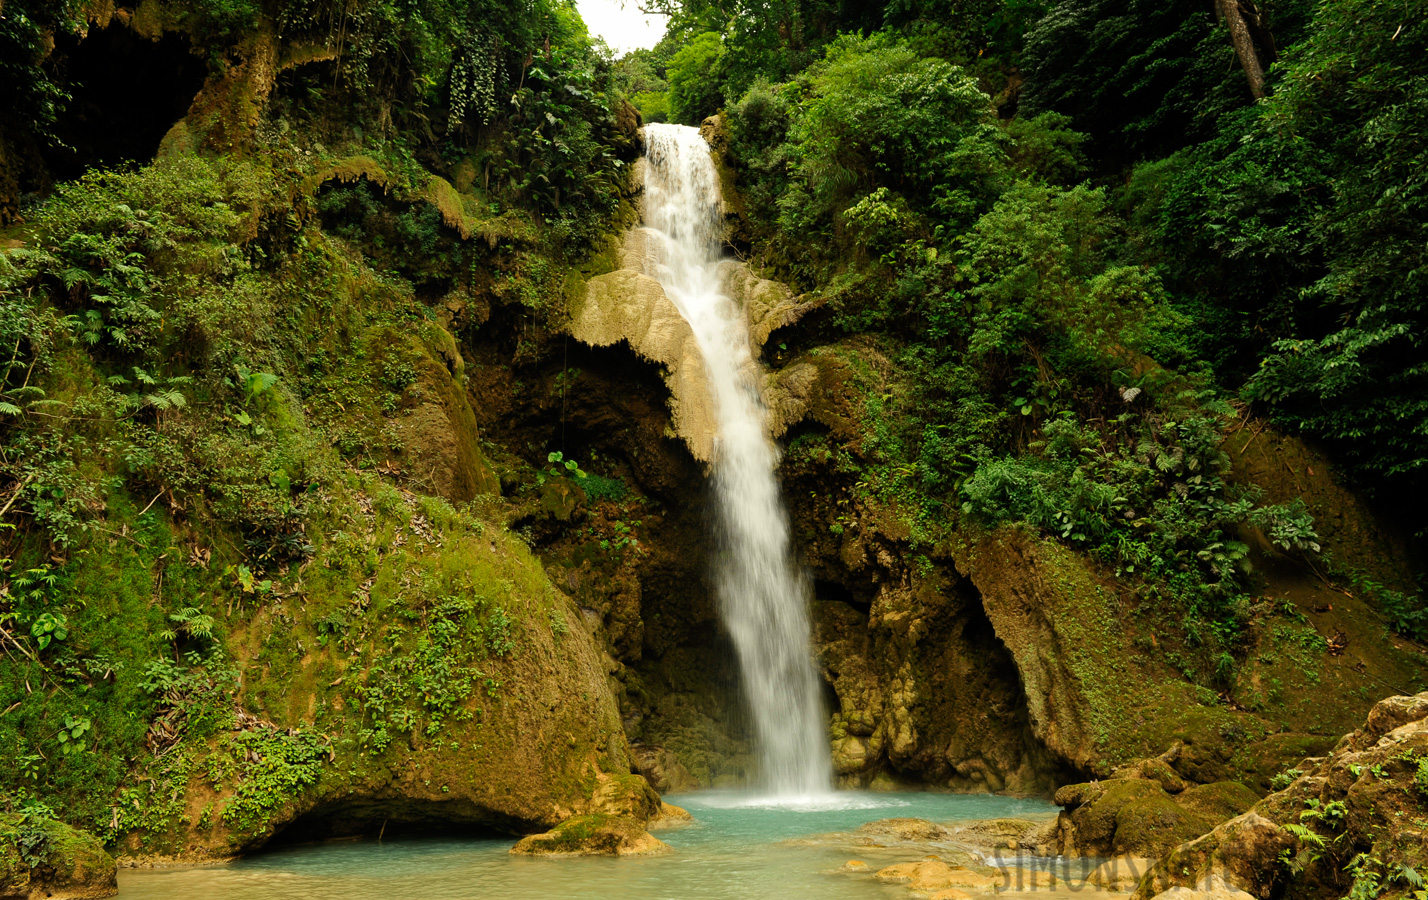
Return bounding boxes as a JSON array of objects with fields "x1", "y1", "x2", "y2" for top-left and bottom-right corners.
[{"x1": 636, "y1": 123, "x2": 832, "y2": 799}]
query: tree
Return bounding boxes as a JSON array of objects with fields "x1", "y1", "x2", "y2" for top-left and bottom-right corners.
[{"x1": 667, "y1": 31, "x2": 726, "y2": 123}]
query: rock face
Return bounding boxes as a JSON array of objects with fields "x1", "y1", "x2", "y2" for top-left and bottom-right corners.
[
  {"x1": 1135, "y1": 693, "x2": 1428, "y2": 900},
  {"x1": 569, "y1": 146, "x2": 813, "y2": 464},
  {"x1": 0, "y1": 812, "x2": 117, "y2": 900}
]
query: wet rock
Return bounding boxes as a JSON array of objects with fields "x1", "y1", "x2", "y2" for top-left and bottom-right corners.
[
  {"x1": 1087, "y1": 855, "x2": 1157, "y2": 892},
  {"x1": 1135, "y1": 692, "x2": 1428, "y2": 900},
  {"x1": 647, "y1": 802, "x2": 693, "y2": 829},
  {"x1": 875, "y1": 860, "x2": 998, "y2": 892},
  {"x1": 1148, "y1": 874, "x2": 1256, "y2": 900},
  {"x1": 947, "y1": 818, "x2": 1052, "y2": 852},
  {"x1": 509, "y1": 814, "x2": 670, "y2": 857},
  {"x1": 630, "y1": 744, "x2": 700, "y2": 794},
  {"x1": 842, "y1": 860, "x2": 870, "y2": 872},
  {"x1": 855, "y1": 818, "x2": 951, "y2": 843}
]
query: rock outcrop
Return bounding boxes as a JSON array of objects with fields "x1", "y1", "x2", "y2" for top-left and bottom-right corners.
[
  {"x1": 1049, "y1": 775, "x2": 1258, "y2": 858},
  {"x1": 1136, "y1": 693, "x2": 1428, "y2": 900}
]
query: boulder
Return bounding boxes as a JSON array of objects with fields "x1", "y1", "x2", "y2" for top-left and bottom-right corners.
[
  {"x1": 509, "y1": 814, "x2": 670, "y2": 857},
  {"x1": 1052, "y1": 776, "x2": 1257, "y2": 858},
  {"x1": 875, "y1": 860, "x2": 999, "y2": 892},
  {"x1": 1087, "y1": 855, "x2": 1157, "y2": 892},
  {"x1": 855, "y1": 818, "x2": 952, "y2": 843},
  {"x1": 0, "y1": 813, "x2": 117, "y2": 900}
]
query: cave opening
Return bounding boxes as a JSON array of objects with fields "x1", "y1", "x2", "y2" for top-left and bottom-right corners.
[
  {"x1": 264, "y1": 798, "x2": 522, "y2": 848},
  {"x1": 42, "y1": 24, "x2": 207, "y2": 180},
  {"x1": 815, "y1": 577, "x2": 870, "y2": 613}
]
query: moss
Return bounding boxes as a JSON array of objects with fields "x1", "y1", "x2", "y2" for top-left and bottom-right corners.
[{"x1": 0, "y1": 808, "x2": 116, "y2": 900}]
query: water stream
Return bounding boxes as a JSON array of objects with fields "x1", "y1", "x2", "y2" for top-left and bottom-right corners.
[
  {"x1": 117, "y1": 793, "x2": 1069, "y2": 900},
  {"x1": 639, "y1": 123, "x2": 832, "y2": 798}
]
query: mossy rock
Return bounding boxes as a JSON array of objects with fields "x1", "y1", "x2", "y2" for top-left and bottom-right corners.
[
  {"x1": 508, "y1": 814, "x2": 669, "y2": 857},
  {"x1": 1056, "y1": 777, "x2": 1257, "y2": 858},
  {"x1": 0, "y1": 813, "x2": 116, "y2": 900}
]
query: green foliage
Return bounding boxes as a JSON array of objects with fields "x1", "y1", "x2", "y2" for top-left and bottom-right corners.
[
  {"x1": 630, "y1": 91, "x2": 671, "y2": 124},
  {"x1": 667, "y1": 32, "x2": 726, "y2": 124},
  {"x1": 1021, "y1": 0, "x2": 1303, "y2": 162},
  {"x1": 355, "y1": 590, "x2": 513, "y2": 754},
  {"x1": 1142, "y1": 0, "x2": 1428, "y2": 508},
  {"x1": 208, "y1": 729, "x2": 329, "y2": 834}
]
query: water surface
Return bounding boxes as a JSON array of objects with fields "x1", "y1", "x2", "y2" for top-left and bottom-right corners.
[{"x1": 118, "y1": 792, "x2": 1059, "y2": 900}]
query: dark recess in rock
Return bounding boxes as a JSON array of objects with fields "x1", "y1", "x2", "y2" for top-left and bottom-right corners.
[{"x1": 43, "y1": 24, "x2": 206, "y2": 179}]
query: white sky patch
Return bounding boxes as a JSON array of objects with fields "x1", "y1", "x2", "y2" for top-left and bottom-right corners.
[{"x1": 576, "y1": 0, "x2": 668, "y2": 55}]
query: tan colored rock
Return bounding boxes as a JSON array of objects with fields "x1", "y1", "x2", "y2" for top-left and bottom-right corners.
[
  {"x1": 842, "y1": 860, "x2": 870, "y2": 872},
  {"x1": 875, "y1": 861, "x2": 998, "y2": 892},
  {"x1": 998, "y1": 868, "x2": 1057, "y2": 890},
  {"x1": 831, "y1": 735, "x2": 871, "y2": 775},
  {"x1": 1088, "y1": 855, "x2": 1156, "y2": 891},
  {"x1": 648, "y1": 802, "x2": 693, "y2": 830},
  {"x1": 571, "y1": 264, "x2": 721, "y2": 462},
  {"x1": 855, "y1": 818, "x2": 951, "y2": 843},
  {"x1": 930, "y1": 891, "x2": 973, "y2": 900},
  {"x1": 1149, "y1": 874, "x2": 1255, "y2": 900}
]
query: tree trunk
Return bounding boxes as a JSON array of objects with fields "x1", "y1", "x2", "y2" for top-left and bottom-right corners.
[{"x1": 1217, "y1": 0, "x2": 1267, "y2": 99}]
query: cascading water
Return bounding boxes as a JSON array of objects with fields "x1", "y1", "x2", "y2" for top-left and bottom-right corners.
[{"x1": 637, "y1": 123, "x2": 832, "y2": 799}]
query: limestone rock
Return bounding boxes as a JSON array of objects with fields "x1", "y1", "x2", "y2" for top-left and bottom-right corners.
[
  {"x1": 855, "y1": 818, "x2": 952, "y2": 843},
  {"x1": 948, "y1": 818, "x2": 1050, "y2": 852},
  {"x1": 1087, "y1": 855, "x2": 1157, "y2": 892},
  {"x1": 648, "y1": 802, "x2": 693, "y2": 830},
  {"x1": 0, "y1": 813, "x2": 117, "y2": 900},
  {"x1": 842, "y1": 860, "x2": 870, "y2": 872},
  {"x1": 509, "y1": 814, "x2": 670, "y2": 857},
  {"x1": 876, "y1": 859, "x2": 999, "y2": 892},
  {"x1": 1149, "y1": 874, "x2": 1256, "y2": 900}
]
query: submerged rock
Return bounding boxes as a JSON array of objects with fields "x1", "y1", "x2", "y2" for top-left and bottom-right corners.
[
  {"x1": 0, "y1": 813, "x2": 117, "y2": 899},
  {"x1": 874, "y1": 859, "x2": 1000, "y2": 892},
  {"x1": 856, "y1": 818, "x2": 952, "y2": 843},
  {"x1": 647, "y1": 802, "x2": 693, "y2": 829},
  {"x1": 509, "y1": 814, "x2": 670, "y2": 857}
]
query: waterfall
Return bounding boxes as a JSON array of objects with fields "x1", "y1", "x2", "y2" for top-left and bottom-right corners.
[{"x1": 637, "y1": 123, "x2": 833, "y2": 798}]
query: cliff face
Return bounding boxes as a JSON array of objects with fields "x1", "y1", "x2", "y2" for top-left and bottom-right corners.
[
  {"x1": 550, "y1": 116, "x2": 1427, "y2": 802},
  {"x1": 0, "y1": 1, "x2": 667, "y2": 879}
]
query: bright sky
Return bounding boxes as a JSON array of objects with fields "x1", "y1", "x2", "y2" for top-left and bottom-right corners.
[{"x1": 575, "y1": 0, "x2": 668, "y2": 55}]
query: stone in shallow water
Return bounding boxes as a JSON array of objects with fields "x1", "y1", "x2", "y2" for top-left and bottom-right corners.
[
  {"x1": 875, "y1": 860, "x2": 999, "y2": 893},
  {"x1": 841, "y1": 860, "x2": 870, "y2": 872},
  {"x1": 508, "y1": 815, "x2": 670, "y2": 857},
  {"x1": 647, "y1": 802, "x2": 693, "y2": 830},
  {"x1": 855, "y1": 817, "x2": 952, "y2": 842}
]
